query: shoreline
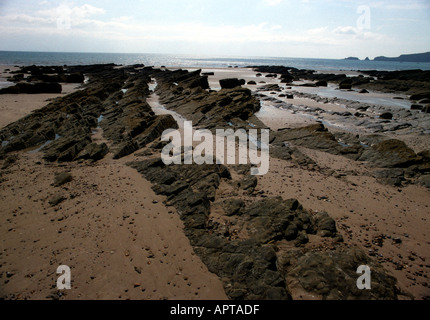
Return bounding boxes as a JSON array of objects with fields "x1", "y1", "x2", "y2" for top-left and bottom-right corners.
[
  {"x1": 1, "y1": 64, "x2": 429, "y2": 300},
  {"x1": 2, "y1": 50, "x2": 430, "y2": 72}
]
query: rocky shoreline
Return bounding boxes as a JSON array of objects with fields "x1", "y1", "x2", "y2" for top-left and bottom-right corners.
[{"x1": 1, "y1": 63, "x2": 429, "y2": 300}]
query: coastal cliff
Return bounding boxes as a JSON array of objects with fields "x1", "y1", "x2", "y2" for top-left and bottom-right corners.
[{"x1": 374, "y1": 52, "x2": 430, "y2": 63}]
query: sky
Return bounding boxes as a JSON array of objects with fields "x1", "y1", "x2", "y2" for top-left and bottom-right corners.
[{"x1": 0, "y1": 0, "x2": 429, "y2": 59}]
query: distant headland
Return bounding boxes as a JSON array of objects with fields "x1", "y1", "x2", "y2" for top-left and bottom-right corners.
[{"x1": 344, "y1": 51, "x2": 430, "y2": 63}]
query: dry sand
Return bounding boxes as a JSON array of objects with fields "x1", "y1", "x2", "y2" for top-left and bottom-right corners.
[
  {"x1": 0, "y1": 147, "x2": 227, "y2": 300},
  {"x1": 0, "y1": 67, "x2": 227, "y2": 300},
  {"x1": 1, "y1": 66, "x2": 429, "y2": 300}
]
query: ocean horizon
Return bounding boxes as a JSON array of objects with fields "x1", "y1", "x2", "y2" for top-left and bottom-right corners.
[{"x1": 1, "y1": 50, "x2": 430, "y2": 72}]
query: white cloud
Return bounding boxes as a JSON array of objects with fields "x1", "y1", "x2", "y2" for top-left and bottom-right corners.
[
  {"x1": 370, "y1": 0, "x2": 430, "y2": 10},
  {"x1": 0, "y1": 7, "x2": 386, "y2": 48},
  {"x1": 263, "y1": 0, "x2": 283, "y2": 6},
  {"x1": 3, "y1": 3, "x2": 107, "y2": 27},
  {"x1": 334, "y1": 26, "x2": 358, "y2": 35},
  {"x1": 333, "y1": 25, "x2": 385, "y2": 41},
  {"x1": 37, "y1": 3, "x2": 106, "y2": 18},
  {"x1": 0, "y1": 2, "x2": 401, "y2": 58},
  {"x1": 0, "y1": 13, "x2": 55, "y2": 24}
]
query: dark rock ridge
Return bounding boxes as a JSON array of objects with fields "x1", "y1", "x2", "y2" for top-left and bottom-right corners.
[
  {"x1": 251, "y1": 65, "x2": 368, "y2": 88},
  {"x1": 152, "y1": 69, "x2": 261, "y2": 130},
  {"x1": 0, "y1": 82, "x2": 62, "y2": 94},
  {"x1": 129, "y1": 157, "x2": 400, "y2": 300},
  {"x1": 0, "y1": 64, "x2": 178, "y2": 161},
  {"x1": 219, "y1": 78, "x2": 246, "y2": 89},
  {"x1": 252, "y1": 65, "x2": 430, "y2": 95},
  {"x1": 271, "y1": 123, "x2": 430, "y2": 187},
  {"x1": 278, "y1": 247, "x2": 399, "y2": 299}
]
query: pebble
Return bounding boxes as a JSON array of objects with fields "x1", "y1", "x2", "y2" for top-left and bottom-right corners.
[{"x1": 393, "y1": 237, "x2": 402, "y2": 244}]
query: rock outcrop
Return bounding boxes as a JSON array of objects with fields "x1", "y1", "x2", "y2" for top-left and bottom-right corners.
[
  {"x1": 0, "y1": 65, "x2": 179, "y2": 162},
  {"x1": 128, "y1": 156, "x2": 401, "y2": 300},
  {"x1": 269, "y1": 123, "x2": 430, "y2": 187},
  {"x1": 153, "y1": 70, "x2": 260, "y2": 130},
  {"x1": 0, "y1": 82, "x2": 62, "y2": 94}
]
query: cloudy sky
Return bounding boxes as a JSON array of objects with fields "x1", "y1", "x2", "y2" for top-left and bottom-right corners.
[{"x1": 0, "y1": 0, "x2": 429, "y2": 59}]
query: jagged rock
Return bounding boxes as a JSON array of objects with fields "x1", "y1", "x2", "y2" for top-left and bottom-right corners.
[
  {"x1": 278, "y1": 247, "x2": 400, "y2": 300},
  {"x1": 53, "y1": 172, "x2": 72, "y2": 187},
  {"x1": 112, "y1": 140, "x2": 138, "y2": 159},
  {"x1": 417, "y1": 175, "x2": 430, "y2": 188},
  {"x1": 196, "y1": 239, "x2": 290, "y2": 300},
  {"x1": 359, "y1": 139, "x2": 419, "y2": 168},
  {"x1": 257, "y1": 84, "x2": 282, "y2": 92},
  {"x1": 0, "y1": 82, "x2": 62, "y2": 94},
  {"x1": 315, "y1": 80, "x2": 328, "y2": 87},
  {"x1": 239, "y1": 175, "x2": 258, "y2": 193},
  {"x1": 13, "y1": 65, "x2": 64, "y2": 75},
  {"x1": 136, "y1": 114, "x2": 178, "y2": 148},
  {"x1": 373, "y1": 168, "x2": 405, "y2": 186},
  {"x1": 300, "y1": 83, "x2": 317, "y2": 88},
  {"x1": 1, "y1": 155, "x2": 18, "y2": 170},
  {"x1": 65, "y1": 73, "x2": 85, "y2": 83},
  {"x1": 156, "y1": 73, "x2": 260, "y2": 128},
  {"x1": 339, "y1": 80, "x2": 352, "y2": 90},
  {"x1": 28, "y1": 72, "x2": 84, "y2": 84},
  {"x1": 76, "y1": 143, "x2": 109, "y2": 161},
  {"x1": 242, "y1": 197, "x2": 331, "y2": 243},
  {"x1": 312, "y1": 212, "x2": 337, "y2": 237},
  {"x1": 411, "y1": 104, "x2": 423, "y2": 110},
  {"x1": 49, "y1": 195, "x2": 66, "y2": 206},
  {"x1": 272, "y1": 124, "x2": 362, "y2": 160},
  {"x1": 219, "y1": 78, "x2": 245, "y2": 89},
  {"x1": 410, "y1": 91, "x2": 430, "y2": 101},
  {"x1": 290, "y1": 149, "x2": 317, "y2": 167},
  {"x1": 222, "y1": 198, "x2": 245, "y2": 216},
  {"x1": 380, "y1": 112, "x2": 393, "y2": 120},
  {"x1": 270, "y1": 145, "x2": 293, "y2": 161},
  {"x1": 43, "y1": 135, "x2": 92, "y2": 162}
]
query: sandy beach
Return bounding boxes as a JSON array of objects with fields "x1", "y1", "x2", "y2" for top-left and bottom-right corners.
[
  {"x1": 1, "y1": 64, "x2": 429, "y2": 300},
  {"x1": 0, "y1": 150, "x2": 227, "y2": 300}
]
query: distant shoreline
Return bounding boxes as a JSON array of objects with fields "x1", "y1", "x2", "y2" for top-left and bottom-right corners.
[
  {"x1": 345, "y1": 51, "x2": 430, "y2": 63},
  {"x1": 1, "y1": 51, "x2": 430, "y2": 71}
]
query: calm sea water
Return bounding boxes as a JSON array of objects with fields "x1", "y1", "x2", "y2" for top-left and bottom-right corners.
[{"x1": 1, "y1": 51, "x2": 430, "y2": 71}]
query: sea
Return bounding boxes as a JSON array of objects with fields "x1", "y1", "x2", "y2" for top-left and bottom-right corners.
[{"x1": 1, "y1": 51, "x2": 430, "y2": 72}]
